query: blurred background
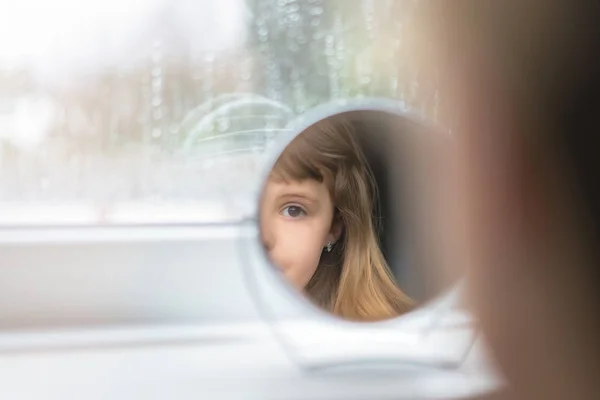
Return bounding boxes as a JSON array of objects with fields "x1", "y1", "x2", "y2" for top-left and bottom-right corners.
[{"x1": 0, "y1": 0, "x2": 438, "y2": 225}]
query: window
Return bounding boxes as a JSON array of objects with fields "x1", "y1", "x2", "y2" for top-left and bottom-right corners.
[{"x1": 0, "y1": 0, "x2": 435, "y2": 225}]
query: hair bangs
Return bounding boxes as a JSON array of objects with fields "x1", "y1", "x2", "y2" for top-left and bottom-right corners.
[{"x1": 271, "y1": 132, "x2": 327, "y2": 184}]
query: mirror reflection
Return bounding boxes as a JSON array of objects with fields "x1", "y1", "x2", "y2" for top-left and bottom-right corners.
[{"x1": 259, "y1": 112, "x2": 422, "y2": 322}]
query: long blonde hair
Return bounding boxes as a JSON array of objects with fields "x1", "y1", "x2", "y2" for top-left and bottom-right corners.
[{"x1": 272, "y1": 117, "x2": 414, "y2": 321}]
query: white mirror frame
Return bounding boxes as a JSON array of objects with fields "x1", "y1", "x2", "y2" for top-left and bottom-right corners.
[{"x1": 240, "y1": 98, "x2": 478, "y2": 372}]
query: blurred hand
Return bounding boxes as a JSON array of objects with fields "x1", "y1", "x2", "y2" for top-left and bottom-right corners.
[{"x1": 409, "y1": 2, "x2": 600, "y2": 399}]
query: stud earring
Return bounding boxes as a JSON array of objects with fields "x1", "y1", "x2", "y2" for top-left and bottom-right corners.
[{"x1": 326, "y1": 241, "x2": 333, "y2": 252}]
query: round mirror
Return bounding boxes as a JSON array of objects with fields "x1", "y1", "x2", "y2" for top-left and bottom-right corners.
[{"x1": 257, "y1": 103, "x2": 459, "y2": 323}]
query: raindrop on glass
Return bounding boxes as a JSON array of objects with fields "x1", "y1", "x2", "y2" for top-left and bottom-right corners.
[
  {"x1": 204, "y1": 53, "x2": 215, "y2": 63},
  {"x1": 151, "y1": 67, "x2": 162, "y2": 78},
  {"x1": 217, "y1": 118, "x2": 230, "y2": 132},
  {"x1": 271, "y1": 68, "x2": 281, "y2": 79},
  {"x1": 310, "y1": 6, "x2": 323, "y2": 16},
  {"x1": 152, "y1": 78, "x2": 163, "y2": 90},
  {"x1": 410, "y1": 79, "x2": 419, "y2": 98}
]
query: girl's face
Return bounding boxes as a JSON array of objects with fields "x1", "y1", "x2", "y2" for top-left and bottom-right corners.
[{"x1": 260, "y1": 176, "x2": 341, "y2": 290}]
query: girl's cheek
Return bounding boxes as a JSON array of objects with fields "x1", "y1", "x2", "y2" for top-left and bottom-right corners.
[
  {"x1": 280, "y1": 221, "x2": 321, "y2": 257},
  {"x1": 280, "y1": 220, "x2": 313, "y2": 251},
  {"x1": 271, "y1": 220, "x2": 306, "y2": 258}
]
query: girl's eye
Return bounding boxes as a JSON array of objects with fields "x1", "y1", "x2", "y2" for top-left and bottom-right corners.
[{"x1": 281, "y1": 205, "x2": 306, "y2": 218}]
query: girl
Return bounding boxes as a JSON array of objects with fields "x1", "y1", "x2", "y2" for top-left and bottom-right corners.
[{"x1": 260, "y1": 116, "x2": 414, "y2": 322}]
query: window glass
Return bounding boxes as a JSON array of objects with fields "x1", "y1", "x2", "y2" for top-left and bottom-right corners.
[{"x1": 0, "y1": 0, "x2": 436, "y2": 224}]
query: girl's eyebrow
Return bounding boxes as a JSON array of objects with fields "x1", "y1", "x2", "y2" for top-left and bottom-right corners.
[{"x1": 278, "y1": 192, "x2": 318, "y2": 204}]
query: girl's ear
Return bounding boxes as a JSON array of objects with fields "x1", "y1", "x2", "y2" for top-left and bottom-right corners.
[{"x1": 328, "y1": 215, "x2": 344, "y2": 245}]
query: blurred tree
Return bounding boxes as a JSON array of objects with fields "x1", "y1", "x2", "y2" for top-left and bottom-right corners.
[{"x1": 244, "y1": 0, "x2": 431, "y2": 112}]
